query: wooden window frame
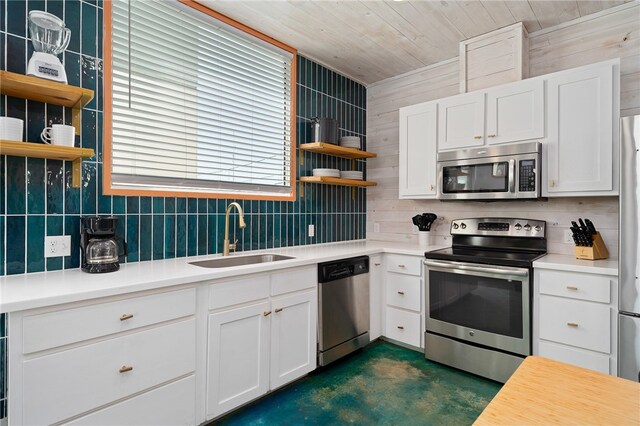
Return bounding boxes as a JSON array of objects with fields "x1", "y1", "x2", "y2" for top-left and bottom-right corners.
[{"x1": 103, "y1": 0, "x2": 297, "y2": 201}]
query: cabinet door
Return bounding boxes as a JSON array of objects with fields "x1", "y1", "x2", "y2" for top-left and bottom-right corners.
[
  {"x1": 546, "y1": 63, "x2": 615, "y2": 194},
  {"x1": 437, "y1": 92, "x2": 485, "y2": 150},
  {"x1": 270, "y1": 289, "x2": 317, "y2": 390},
  {"x1": 486, "y1": 79, "x2": 544, "y2": 145},
  {"x1": 369, "y1": 255, "x2": 383, "y2": 340},
  {"x1": 399, "y1": 102, "x2": 437, "y2": 199},
  {"x1": 206, "y1": 301, "x2": 270, "y2": 419}
]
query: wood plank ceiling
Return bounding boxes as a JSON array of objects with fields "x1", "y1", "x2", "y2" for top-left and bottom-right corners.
[{"x1": 198, "y1": 0, "x2": 633, "y2": 85}]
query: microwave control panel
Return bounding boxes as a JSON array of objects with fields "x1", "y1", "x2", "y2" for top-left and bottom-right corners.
[{"x1": 519, "y1": 159, "x2": 536, "y2": 192}]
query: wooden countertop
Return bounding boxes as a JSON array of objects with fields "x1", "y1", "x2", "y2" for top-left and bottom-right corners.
[{"x1": 475, "y1": 356, "x2": 640, "y2": 425}]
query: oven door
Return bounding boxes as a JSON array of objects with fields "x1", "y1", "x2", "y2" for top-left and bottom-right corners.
[{"x1": 424, "y1": 259, "x2": 530, "y2": 356}]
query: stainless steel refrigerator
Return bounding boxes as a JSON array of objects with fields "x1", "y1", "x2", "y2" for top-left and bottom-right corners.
[{"x1": 619, "y1": 114, "x2": 640, "y2": 382}]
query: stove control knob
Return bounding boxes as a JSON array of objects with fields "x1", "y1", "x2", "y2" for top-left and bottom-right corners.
[
  {"x1": 534, "y1": 225, "x2": 542, "y2": 232},
  {"x1": 514, "y1": 223, "x2": 522, "y2": 230},
  {"x1": 524, "y1": 224, "x2": 532, "y2": 232},
  {"x1": 453, "y1": 223, "x2": 459, "y2": 230},
  {"x1": 460, "y1": 223, "x2": 467, "y2": 229}
]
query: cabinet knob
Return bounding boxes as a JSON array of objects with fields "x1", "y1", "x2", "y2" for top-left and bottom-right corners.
[
  {"x1": 263, "y1": 311, "x2": 272, "y2": 317},
  {"x1": 119, "y1": 365, "x2": 133, "y2": 373},
  {"x1": 567, "y1": 322, "x2": 579, "y2": 328},
  {"x1": 473, "y1": 136, "x2": 482, "y2": 140},
  {"x1": 566, "y1": 286, "x2": 578, "y2": 291},
  {"x1": 397, "y1": 325, "x2": 404, "y2": 330},
  {"x1": 487, "y1": 134, "x2": 496, "y2": 138},
  {"x1": 275, "y1": 308, "x2": 283, "y2": 313},
  {"x1": 120, "y1": 313, "x2": 134, "y2": 321},
  {"x1": 397, "y1": 291, "x2": 405, "y2": 295}
]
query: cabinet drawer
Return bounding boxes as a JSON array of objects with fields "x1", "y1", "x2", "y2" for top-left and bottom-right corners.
[
  {"x1": 538, "y1": 340, "x2": 610, "y2": 374},
  {"x1": 23, "y1": 288, "x2": 196, "y2": 354},
  {"x1": 209, "y1": 274, "x2": 270, "y2": 310},
  {"x1": 386, "y1": 274, "x2": 421, "y2": 312},
  {"x1": 271, "y1": 266, "x2": 316, "y2": 296},
  {"x1": 66, "y1": 375, "x2": 196, "y2": 425},
  {"x1": 23, "y1": 318, "x2": 196, "y2": 425},
  {"x1": 386, "y1": 255, "x2": 422, "y2": 276},
  {"x1": 538, "y1": 269, "x2": 611, "y2": 303},
  {"x1": 385, "y1": 307, "x2": 421, "y2": 347},
  {"x1": 539, "y1": 295, "x2": 610, "y2": 353}
]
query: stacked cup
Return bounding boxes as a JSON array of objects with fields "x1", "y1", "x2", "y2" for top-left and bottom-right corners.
[{"x1": 0, "y1": 117, "x2": 24, "y2": 141}]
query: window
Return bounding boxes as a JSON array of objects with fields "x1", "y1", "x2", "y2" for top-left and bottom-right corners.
[{"x1": 104, "y1": 0, "x2": 296, "y2": 200}]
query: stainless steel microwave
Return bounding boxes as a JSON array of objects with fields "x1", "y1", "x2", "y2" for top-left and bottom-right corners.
[{"x1": 437, "y1": 142, "x2": 542, "y2": 200}]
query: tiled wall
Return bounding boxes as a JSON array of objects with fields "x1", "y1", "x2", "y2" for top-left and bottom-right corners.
[{"x1": 0, "y1": 0, "x2": 367, "y2": 419}]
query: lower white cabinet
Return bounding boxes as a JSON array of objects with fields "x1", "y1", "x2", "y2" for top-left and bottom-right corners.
[
  {"x1": 534, "y1": 268, "x2": 618, "y2": 375},
  {"x1": 9, "y1": 288, "x2": 197, "y2": 426},
  {"x1": 382, "y1": 254, "x2": 424, "y2": 349},
  {"x1": 205, "y1": 266, "x2": 317, "y2": 420}
]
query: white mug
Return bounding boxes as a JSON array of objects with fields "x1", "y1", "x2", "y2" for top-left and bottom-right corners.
[
  {"x1": 41, "y1": 124, "x2": 75, "y2": 147},
  {"x1": 0, "y1": 117, "x2": 24, "y2": 141}
]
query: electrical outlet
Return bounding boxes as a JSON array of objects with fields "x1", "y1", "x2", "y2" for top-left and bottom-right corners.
[
  {"x1": 564, "y1": 230, "x2": 575, "y2": 244},
  {"x1": 45, "y1": 235, "x2": 71, "y2": 258},
  {"x1": 373, "y1": 222, "x2": 380, "y2": 233},
  {"x1": 308, "y1": 224, "x2": 315, "y2": 238}
]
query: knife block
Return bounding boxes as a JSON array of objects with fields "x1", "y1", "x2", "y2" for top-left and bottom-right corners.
[{"x1": 575, "y1": 232, "x2": 609, "y2": 260}]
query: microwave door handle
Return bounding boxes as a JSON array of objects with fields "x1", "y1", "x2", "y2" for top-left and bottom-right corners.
[
  {"x1": 508, "y1": 159, "x2": 516, "y2": 193},
  {"x1": 424, "y1": 260, "x2": 529, "y2": 277}
]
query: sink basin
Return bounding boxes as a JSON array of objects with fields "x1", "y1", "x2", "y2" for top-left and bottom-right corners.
[{"x1": 189, "y1": 254, "x2": 295, "y2": 268}]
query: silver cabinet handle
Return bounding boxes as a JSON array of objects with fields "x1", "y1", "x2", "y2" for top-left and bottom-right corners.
[
  {"x1": 119, "y1": 365, "x2": 133, "y2": 373},
  {"x1": 275, "y1": 308, "x2": 283, "y2": 313},
  {"x1": 567, "y1": 322, "x2": 579, "y2": 328},
  {"x1": 263, "y1": 311, "x2": 272, "y2": 317},
  {"x1": 374, "y1": 263, "x2": 381, "y2": 266},
  {"x1": 397, "y1": 325, "x2": 404, "y2": 330},
  {"x1": 120, "y1": 314, "x2": 134, "y2": 321},
  {"x1": 398, "y1": 264, "x2": 406, "y2": 268},
  {"x1": 473, "y1": 136, "x2": 482, "y2": 139},
  {"x1": 397, "y1": 291, "x2": 405, "y2": 295},
  {"x1": 566, "y1": 286, "x2": 578, "y2": 291},
  {"x1": 488, "y1": 134, "x2": 496, "y2": 138}
]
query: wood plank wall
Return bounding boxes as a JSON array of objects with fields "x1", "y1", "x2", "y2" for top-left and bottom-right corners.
[{"x1": 366, "y1": 3, "x2": 640, "y2": 256}]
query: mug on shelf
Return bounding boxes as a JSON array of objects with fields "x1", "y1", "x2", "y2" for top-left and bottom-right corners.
[
  {"x1": 41, "y1": 124, "x2": 75, "y2": 147},
  {"x1": 0, "y1": 117, "x2": 25, "y2": 141}
]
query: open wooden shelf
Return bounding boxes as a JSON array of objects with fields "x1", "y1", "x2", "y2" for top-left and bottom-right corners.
[
  {"x1": 0, "y1": 140, "x2": 94, "y2": 188},
  {"x1": 0, "y1": 71, "x2": 94, "y2": 135},
  {"x1": 299, "y1": 176, "x2": 376, "y2": 199},
  {"x1": 299, "y1": 142, "x2": 376, "y2": 160}
]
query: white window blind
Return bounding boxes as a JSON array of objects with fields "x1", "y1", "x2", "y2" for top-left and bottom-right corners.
[{"x1": 110, "y1": 0, "x2": 294, "y2": 197}]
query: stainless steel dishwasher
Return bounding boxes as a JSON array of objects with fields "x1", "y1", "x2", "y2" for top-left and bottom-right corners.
[{"x1": 317, "y1": 256, "x2": 370, "y2": 366}]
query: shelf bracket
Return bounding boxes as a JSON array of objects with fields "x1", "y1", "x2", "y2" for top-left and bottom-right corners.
[
  {"x1": 299, "y1": 147, "x2": 304, "y2": 166},
  {"x1": 72, "y1": 158, "x2": 82, "y2": 188},
  {"x1": 352, "y1": 186, "x2": 356, "y2": 200},
  {"x1": 300, "y1": 182, "x2": 304, "y2": 198}
]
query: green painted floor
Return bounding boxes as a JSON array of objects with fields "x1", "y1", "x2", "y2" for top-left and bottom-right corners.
[{"x1": 216, "y1": 341, "x2": 502, "y2": 425}]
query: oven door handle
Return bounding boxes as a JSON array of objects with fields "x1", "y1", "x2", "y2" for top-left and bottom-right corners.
[{"x1": 424, "y1": 260, "x2": 529, "y2": 277}]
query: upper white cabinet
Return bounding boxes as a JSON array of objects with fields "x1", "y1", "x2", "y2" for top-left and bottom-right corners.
[
  {"x1": 399, "y1": 102, "x2": 438, "y2": 199},
  {"x1": 486, "y1": 79, "x2": 544, "y2": 145},
  {"x1": 545, "y1": 61, "x2": 618, "y2": 196},
  {"x1": 437, "y1": 92, "x2": 485, "y2": 150}
]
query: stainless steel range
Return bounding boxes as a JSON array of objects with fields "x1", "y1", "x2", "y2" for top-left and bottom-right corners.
[{"x1": 423, "y1": 218, "x2": 547, "y2": 383}]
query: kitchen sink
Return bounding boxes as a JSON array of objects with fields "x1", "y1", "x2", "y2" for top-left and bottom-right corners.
[{"x1": 189, "y1": 254, "x2": 295, "y2": 268}]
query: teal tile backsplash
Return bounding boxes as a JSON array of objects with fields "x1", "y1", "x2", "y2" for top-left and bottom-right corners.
[{"x1": 0, "y1": 0, "x2": 366, "y2": 419}]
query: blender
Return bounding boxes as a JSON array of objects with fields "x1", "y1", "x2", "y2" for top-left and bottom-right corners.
[{"x1": 27, "y1": 10, "x2": 71, "y2": 84}]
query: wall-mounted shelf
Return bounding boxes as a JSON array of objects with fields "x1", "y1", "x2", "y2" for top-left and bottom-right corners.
[
  {"x1": 0, "y1": 140, "x2": 94, "y2": 188},
  {"x1": 299, "y1": 175, "x2": 377, "y2": 199},
  {"x1": 299, "y1": 142, "x2": 377, "y2": 160},
  {"x1": 0, "y1": 71, "x2": 94, "y2": 135}
]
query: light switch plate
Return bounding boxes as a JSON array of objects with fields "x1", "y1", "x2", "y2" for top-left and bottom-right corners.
[
  {"x1": 373, "y1": 223, "x2": 380, "y2": 233},
  {"x1": 564, "y1": 230, "x2": 574, "y2": 244},
  {"x1": 308, "y1": 224, "x2": 315, "y2": 238},
  {"x1": 45, "y1": 235, "x2": 71, "y2": 258}
]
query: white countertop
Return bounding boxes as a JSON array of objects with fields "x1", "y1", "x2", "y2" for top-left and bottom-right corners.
[
  {"x1": 533, "y1": 253, "x2": 618, "y2": 276},
  {"x1": 1, "y1": 240, "x2": 620, "y2": 313},
  {"x1": 0, "y1": 240, "x2": 440, "y2": 313}
]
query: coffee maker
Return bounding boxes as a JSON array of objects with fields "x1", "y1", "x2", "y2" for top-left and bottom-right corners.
[{"x1": 80, "y1": 217, "x2": 124, "y2": 273}]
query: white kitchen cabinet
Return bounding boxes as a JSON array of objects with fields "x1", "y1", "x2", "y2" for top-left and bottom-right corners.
[
  {"x1": 369, "y1": 255, "x2": 383, "y2": 340},
  {"x1": 545, "y1": 61, "x2": 618, "y2": 196},
  {"x1": 9, "y1": 288, "x2": 197, "y2": 426},
  {"x1": 485, "y1": 78, "x2": 544, "y2": 145},
  {"x1": 206, "y1": 301, "x2": 271, "y2": 419},
  {"x1": 270, "y1": 289, "x2": 317, "y2": 390},
  {"x1": 437, "y1": 92, "x2": 485, "y2": 150},
  {"x1": 533, "y1": 268, "x2": 618, "y2": 375},
  {"x1": 382, "y1": 254, "x2": 424, "y2": 349},
  {"x1": 206, "y1": 266, "x2": 317, "y2": 420},
  {"x1": 398, "y1": 101, "x2": 438, "y2": 199}
]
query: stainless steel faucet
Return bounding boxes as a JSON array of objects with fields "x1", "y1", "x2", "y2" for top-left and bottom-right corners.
[{"x1": 223, "y1": 202, "x2": 246, "y2": 256}]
